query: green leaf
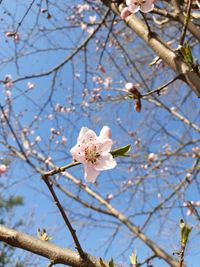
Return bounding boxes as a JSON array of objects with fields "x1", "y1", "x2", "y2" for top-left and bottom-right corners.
[
  {"x1": 111, "y1": 144, "x2": 131, "y2": 158},
  {"x1": 179, "y1": 43, "x2": 193, "y2": 65},
  {"x1": 180, "y1": 219, "x2": 192, "y2": 246},
  {"x1": 130, "y1": 252, "x2": 137, "y2": 266},
  {"x1": 109, "y1": 258, "x2": 114, "y2": 267}
]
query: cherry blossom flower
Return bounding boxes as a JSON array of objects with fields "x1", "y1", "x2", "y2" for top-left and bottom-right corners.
[
  {"x1": 70, "y1": 126, "x2": 116, "y2": 183},
  {"x1": 128, "y1": 0, "x2": 155, "y2": 13},
  {"x1": 121, "y1": 0, "x2": 155, "y2": 18}
]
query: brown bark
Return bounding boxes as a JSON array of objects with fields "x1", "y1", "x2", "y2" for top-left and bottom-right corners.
[{"x1": 0, "y1": 224, "x2": 121, "y2": 267}]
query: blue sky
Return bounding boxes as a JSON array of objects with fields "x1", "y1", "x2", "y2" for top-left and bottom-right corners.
[{"x1": 0, "y1": 1, "x2": 200, "y2": 266}]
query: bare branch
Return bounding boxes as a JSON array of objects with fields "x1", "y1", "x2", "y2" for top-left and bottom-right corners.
[{"x1": 0, "y1": 224, "x2": 122, "y2": 267}]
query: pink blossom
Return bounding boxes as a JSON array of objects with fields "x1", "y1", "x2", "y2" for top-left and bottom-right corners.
[
  {"x1": 61, "y1": 136, "x2": 67, "y2": 145},
  {"x1": 183, "y1": 201, "x2": 200, "y2": 216},
  {"x1": 0, "y1": 164, "x2": 7, "y2": 175},
  {"x1": 70, "y1": 126, "x2": 117, "y2": 183},
  {"x1": 89, "y1": 15, "x2": 96, "y2": 24},
  {"x1": 148, "y1": 153, "x2": 158, "y2": 161},
  {"x1": 35, "y1": 136, "x2": 41, "y2": 142},
  {"x1": 27, "y1": 82, "x2": 35, "y2": 90},
  {"x1": 124, "y1": 0, "x2": 155, "y2": 15},
  {"x1": 4, "y1": 74, "x2": 13, "y2": 89}
]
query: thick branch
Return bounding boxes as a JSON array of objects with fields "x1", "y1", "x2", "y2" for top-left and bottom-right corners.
[
  {"x1": 0, "y1": 224, "x2": 121, "y2": 267},
  {"x1": 101, "y1": 0, "x2": 200, "y2": 97}
]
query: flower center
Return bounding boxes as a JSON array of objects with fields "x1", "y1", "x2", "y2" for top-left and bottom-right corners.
[
  {"x1": 134, "y1": 0, "x2": 146, "y2": 6},
  {"x1": 84, "y1": 145, "x2": 100, "y2": 164}
]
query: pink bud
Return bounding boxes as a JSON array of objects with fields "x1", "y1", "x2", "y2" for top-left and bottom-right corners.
[
  {"x1": 195, "y1": 201, "x2": 200, "y2": 207},
  {"x1": 187, "y1": 209, "x2": 193, "y2": 216},
  {"x1": 41, "y1": 8, "x2": 48, "y2": 13},
  {"x1": 135, "y1": 99, "x2": 142, "y2": 112},
  {"x1": 27, "y1": 82, "x2": 35, "y2": 90},
  {"x1": 5, "y1": 31, "x2": 16, "y2": 37},
  {"x1": 148, "y1": 153, "x2": 158, "y2": 162},
  {"x1": 97, "y1": 64, "x2": 106, "y2": 74},
  {"x1": 0, "y1": 164, "x2": 7, "y2": 175}
]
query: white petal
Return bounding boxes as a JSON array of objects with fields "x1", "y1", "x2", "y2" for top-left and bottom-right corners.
[
  {"x1": 70, "y1": 145, "x2": 86, "y2": 162},
  {"x1": 140, "y1": 2, "x2": 154, "y2": 13},
  {"x1": 84, "y1": 163, "x2": 99, "y2": 183},
  {"x1": 128, "y1": 4, "x2": 140, "y2": 13},
  {"x1": 95, "y1": 154, "x2": 117, "y2": 171},
  {"x1": 77, "y1": 127, "x2": 97, "y2": 143},
  {"x1": 126, "y1": 0, "x2": 132, "y2": 5},
  {"x1": 97, "y1": 139, "x2": 113, "y2": 154},
  {"x1": 99, "y1": 126, "x2": 112, "y2": 139}
]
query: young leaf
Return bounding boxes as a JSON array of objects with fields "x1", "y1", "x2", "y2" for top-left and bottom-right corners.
[
  {"x1": 99, "y1": 258, "x2": 107, "y2": 267},
  {"x1": 109, "y1": 258, "x2": 114, "y2": 267},
  {"x1": 180, "y1": 219, "x2": 192, "y2": 246},
  {"x1": 111, "y1": 144, "x2": 131, "y2": 158}
]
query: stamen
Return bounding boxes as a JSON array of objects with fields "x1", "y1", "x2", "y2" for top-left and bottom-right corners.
[{"x1": 85, "y1": 145, "x2": 100, "y2": 164}]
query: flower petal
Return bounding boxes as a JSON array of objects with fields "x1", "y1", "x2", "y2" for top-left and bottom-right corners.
[
  {"x1": 84, "y1": 163, "x2": 99, "y2": 183},
  {"x1": 140, "y1": 2, "x2": 154, "y2": 13},
  {"x1": 126, "y1": 0, "x2": 133, "y2": 5},
  {"x1": 99, "y1": 126, "x2": 112, "y2": 139},
  {"x1": 77, "y1": 127, "x2": 97, "y2": 144},
  {"x1": 128, "y1": 3, "x2": 140, "y2": 13},
  {"x1": 70, "y1": 145, "x2": 86, "y2": 162},
  {"x1": 97, "y1": 139, "x2": 113, "y2": 154},
  {"x1": 95, "y1": 154, "x2": 117, "y2": 171}
]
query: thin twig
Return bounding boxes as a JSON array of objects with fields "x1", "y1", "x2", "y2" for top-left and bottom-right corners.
[
  {"x1": 141, "y1": 12, "x2": 153, "y2": 37},
  {"x1": 141, "y1": 75, "x2": 181, "y2": 97},
  {"x1": 180, "y1": 0, "x2": 193, "y2": 45},
  {"x1": 42, "y1": 174, "x2": 86, "y2": 260},
  {"x1": 43, "y1": 161, "x2": 81, "y2": 178}
]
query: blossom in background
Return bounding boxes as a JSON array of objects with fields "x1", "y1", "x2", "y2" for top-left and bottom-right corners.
[
  {"x1": 183, "y1": 201, "x2": 200, "y2": 216},
  {"x1": 148, "y1": 153, "x2": 158, "y2": 162},
  {"x1": 0, "y1": 164, "x2": 7, "y2": 175},
  {"x1": 70, "y1": 126, "x2": 116, "y2": 183},
  {"x1": 121, "y1": 0, "x2": 155, "y2": 19},
  {"x1": 4, "y1": 74, "x2": 13, "y2": 89},
  {"x1": 27, "y1": 82, "x2": 35, "y2": 90}
]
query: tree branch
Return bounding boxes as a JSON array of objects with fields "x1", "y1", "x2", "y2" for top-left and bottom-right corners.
[{"x1": 0, "y1": 224, "x2": 122, "y2": 267}]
